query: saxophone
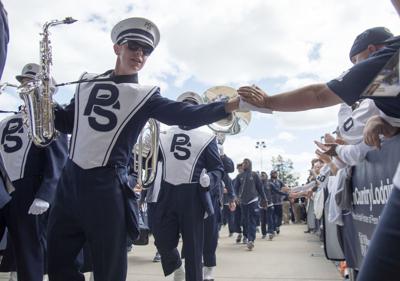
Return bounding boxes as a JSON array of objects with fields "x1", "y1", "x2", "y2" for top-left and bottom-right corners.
[{"x1": 18, "y1": 17, "x2": 77, "y2": 147}]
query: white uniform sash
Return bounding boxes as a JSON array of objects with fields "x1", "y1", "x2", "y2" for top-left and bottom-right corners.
[
  {"x1": 70, "y1": 72, "x2": 157, "y2": 169},
  {"x1": 0, "y1": 113, "x2": 32, "y2": 181},
  {"x1": 160, "y1": 126, "x2": 214, "y2": 185}
]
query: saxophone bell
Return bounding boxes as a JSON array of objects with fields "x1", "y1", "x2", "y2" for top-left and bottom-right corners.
[{"x1": 17, "y1": 17, "x2": 77, "y2": 147}]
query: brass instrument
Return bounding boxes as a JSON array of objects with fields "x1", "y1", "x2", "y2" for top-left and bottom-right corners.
[
  {"x1": 203, "y1": 86, "x2": 251, "y2": 135},
  {"x1": 133, "y1": 119, "x2": 160, "y2": 188},
  {"x1": 18, "y1": 17, "x2": 77, "y2": 147}
]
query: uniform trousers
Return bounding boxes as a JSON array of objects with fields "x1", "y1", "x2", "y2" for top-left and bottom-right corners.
[
  {"x1": 153, "y1": 182, "x2": 204, "y2": 281},
  {"x1": 0, "y1": 177, "x2": 47, "y2": 281},
  {"x1": 203, "y1": 196, "x2": 219, "y2": 267},
  {"x1": 47, "y1": 161, "x2": 128, "y2": 281}
]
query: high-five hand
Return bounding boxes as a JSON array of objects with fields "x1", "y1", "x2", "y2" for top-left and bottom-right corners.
[{"x1": 238, "y1": 85, "x2": 271, "y2": 110}]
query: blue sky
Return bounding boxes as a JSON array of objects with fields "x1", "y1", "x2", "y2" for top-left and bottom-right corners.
[{"x1": 1, "y1": 0, "x2": 400, "y2": 183}]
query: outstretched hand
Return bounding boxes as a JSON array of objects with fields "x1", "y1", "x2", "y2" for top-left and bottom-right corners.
[
  {"x1": 363, "y1": 116, "x2": 400, "y2": 149},
  {"x1": 237, "y1": 85, "x2": 269, "y2": 108},
  {"x1": 314, "y1": 140, "x2": 337, "y2": 157}
]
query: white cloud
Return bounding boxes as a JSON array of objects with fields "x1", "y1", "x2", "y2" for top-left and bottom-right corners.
[
  {"x1": 273, "y1": 105, "x2": 340, "y2": 130},
  {"x1": 277, "y1": 132, "x2": 296, "y2": 142}
]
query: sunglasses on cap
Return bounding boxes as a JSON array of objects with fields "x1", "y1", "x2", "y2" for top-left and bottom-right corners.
[{"x1": 126, "y1": 41, "x2": 153, "y2": 56}]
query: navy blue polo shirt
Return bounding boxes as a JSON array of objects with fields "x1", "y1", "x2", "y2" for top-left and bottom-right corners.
[{"x1": 327, "y1": 42, "x2": 400, "y2": 118}]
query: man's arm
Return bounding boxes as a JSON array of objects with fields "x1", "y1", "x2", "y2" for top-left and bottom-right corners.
[
  {"x1": 271, "y1": 184, "x2": 289, "y2": 198},
  {"x1": 238, "y1": 84, "x2": 343, "y2": 112},
  {"x1": 147, "y1": 93, "x2": 239, "y2": 128}
]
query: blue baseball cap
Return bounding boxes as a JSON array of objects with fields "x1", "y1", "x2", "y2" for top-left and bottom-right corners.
[{"x1": 349, "y1": 27, "x2": 393, "y2": 60}]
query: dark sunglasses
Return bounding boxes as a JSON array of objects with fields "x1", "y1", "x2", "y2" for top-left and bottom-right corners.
[{"x1": 126, "y1": 41, "x2": 153, "y2": 56}]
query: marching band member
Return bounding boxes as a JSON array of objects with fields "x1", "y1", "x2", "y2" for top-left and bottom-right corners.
[
  {"x1": 48, "y1": 17, "x2": 243, "y2": 281},
  {"x1": 203, "y1": 141, "x2": 235, "y2": 281},
  {"x1": 152, "y1": 91, "x2": 224, "y2": 281},
  {"x1": 0, "y1": 63, "x2": 68, "y2": 281}
]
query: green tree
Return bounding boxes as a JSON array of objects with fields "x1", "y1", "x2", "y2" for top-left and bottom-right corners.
[{"x1": 271, "y1": 155, "x2": 299, "y2": 186}]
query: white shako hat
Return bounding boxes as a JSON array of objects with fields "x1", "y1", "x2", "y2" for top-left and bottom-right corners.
[
  {"x1": 15, "y1": 63, "x2": 40, "y2": 83},
  {"x1": 111, "y1": 17, "x2": 160, "y2": 49},
  {"x1": 177, "y1": 91, "x2": 203, "y2": 105}
]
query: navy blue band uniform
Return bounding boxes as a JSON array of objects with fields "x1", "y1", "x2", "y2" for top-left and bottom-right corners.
[
  {"x1": 153, "y1": 126, "x2": 224, "y2": 281},
  {"x1": 47, "y1": 69, "x2": 229, "y2": 281},
  {"x1": 0, "y1": 112, "x2": 68, "y2": 281}
]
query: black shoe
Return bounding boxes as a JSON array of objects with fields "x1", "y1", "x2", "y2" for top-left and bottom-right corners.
[
  {"x1": 304, "y1": 229, "x2": 311, "y2": 233},
  {"x1": 152, "y1": 252, "x2": 161, "y2": 262},
  {"x1": 276, "y1": 227, "x2": 280, "y2": 234},
  {"x1": 247, "y1": 241, "x2": 254, "y2": 251},
  {"x1": 236, "y1": 234, "x2": 242, "y2": 243}
]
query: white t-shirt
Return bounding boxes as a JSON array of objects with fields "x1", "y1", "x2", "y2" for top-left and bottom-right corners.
[{"x1": 338, "y1": 99, "x2": 381, "y2": 145}]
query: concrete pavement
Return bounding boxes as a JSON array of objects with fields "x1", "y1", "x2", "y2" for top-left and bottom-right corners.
[{"x1": 0, "y1": 223, "x2": 343, "y2": 280}]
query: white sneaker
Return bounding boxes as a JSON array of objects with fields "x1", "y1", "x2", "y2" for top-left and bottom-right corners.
[
  {"x1": 203, "y1": 266, "x2": 215, "y2": 281},
  {"x1": 173, "y1": 265, "x2": 185, "y2": 281}
]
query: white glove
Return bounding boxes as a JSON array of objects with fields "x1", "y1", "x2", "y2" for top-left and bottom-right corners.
[
  {"x1": 28, "y1": 198, "x2": 50, "y2": 215},
  {"x1": 199, "y1": 168, "x2": 210, "y2": 188},
  {"x1": 238, "y1": 97, "x2": 273, "y2": 114},
  {"x1": 217, "y1": 144, "x2": 224, "y2": 156}
]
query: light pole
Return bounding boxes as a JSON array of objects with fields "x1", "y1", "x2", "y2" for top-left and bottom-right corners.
[{"x1": 255, "y1": 141, "x2": 266, "y2": 171}]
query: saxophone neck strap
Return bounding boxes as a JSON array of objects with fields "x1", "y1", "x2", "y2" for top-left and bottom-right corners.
[{"x1": 55, "y1": 70, "x2": 114, "y2": 87}]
